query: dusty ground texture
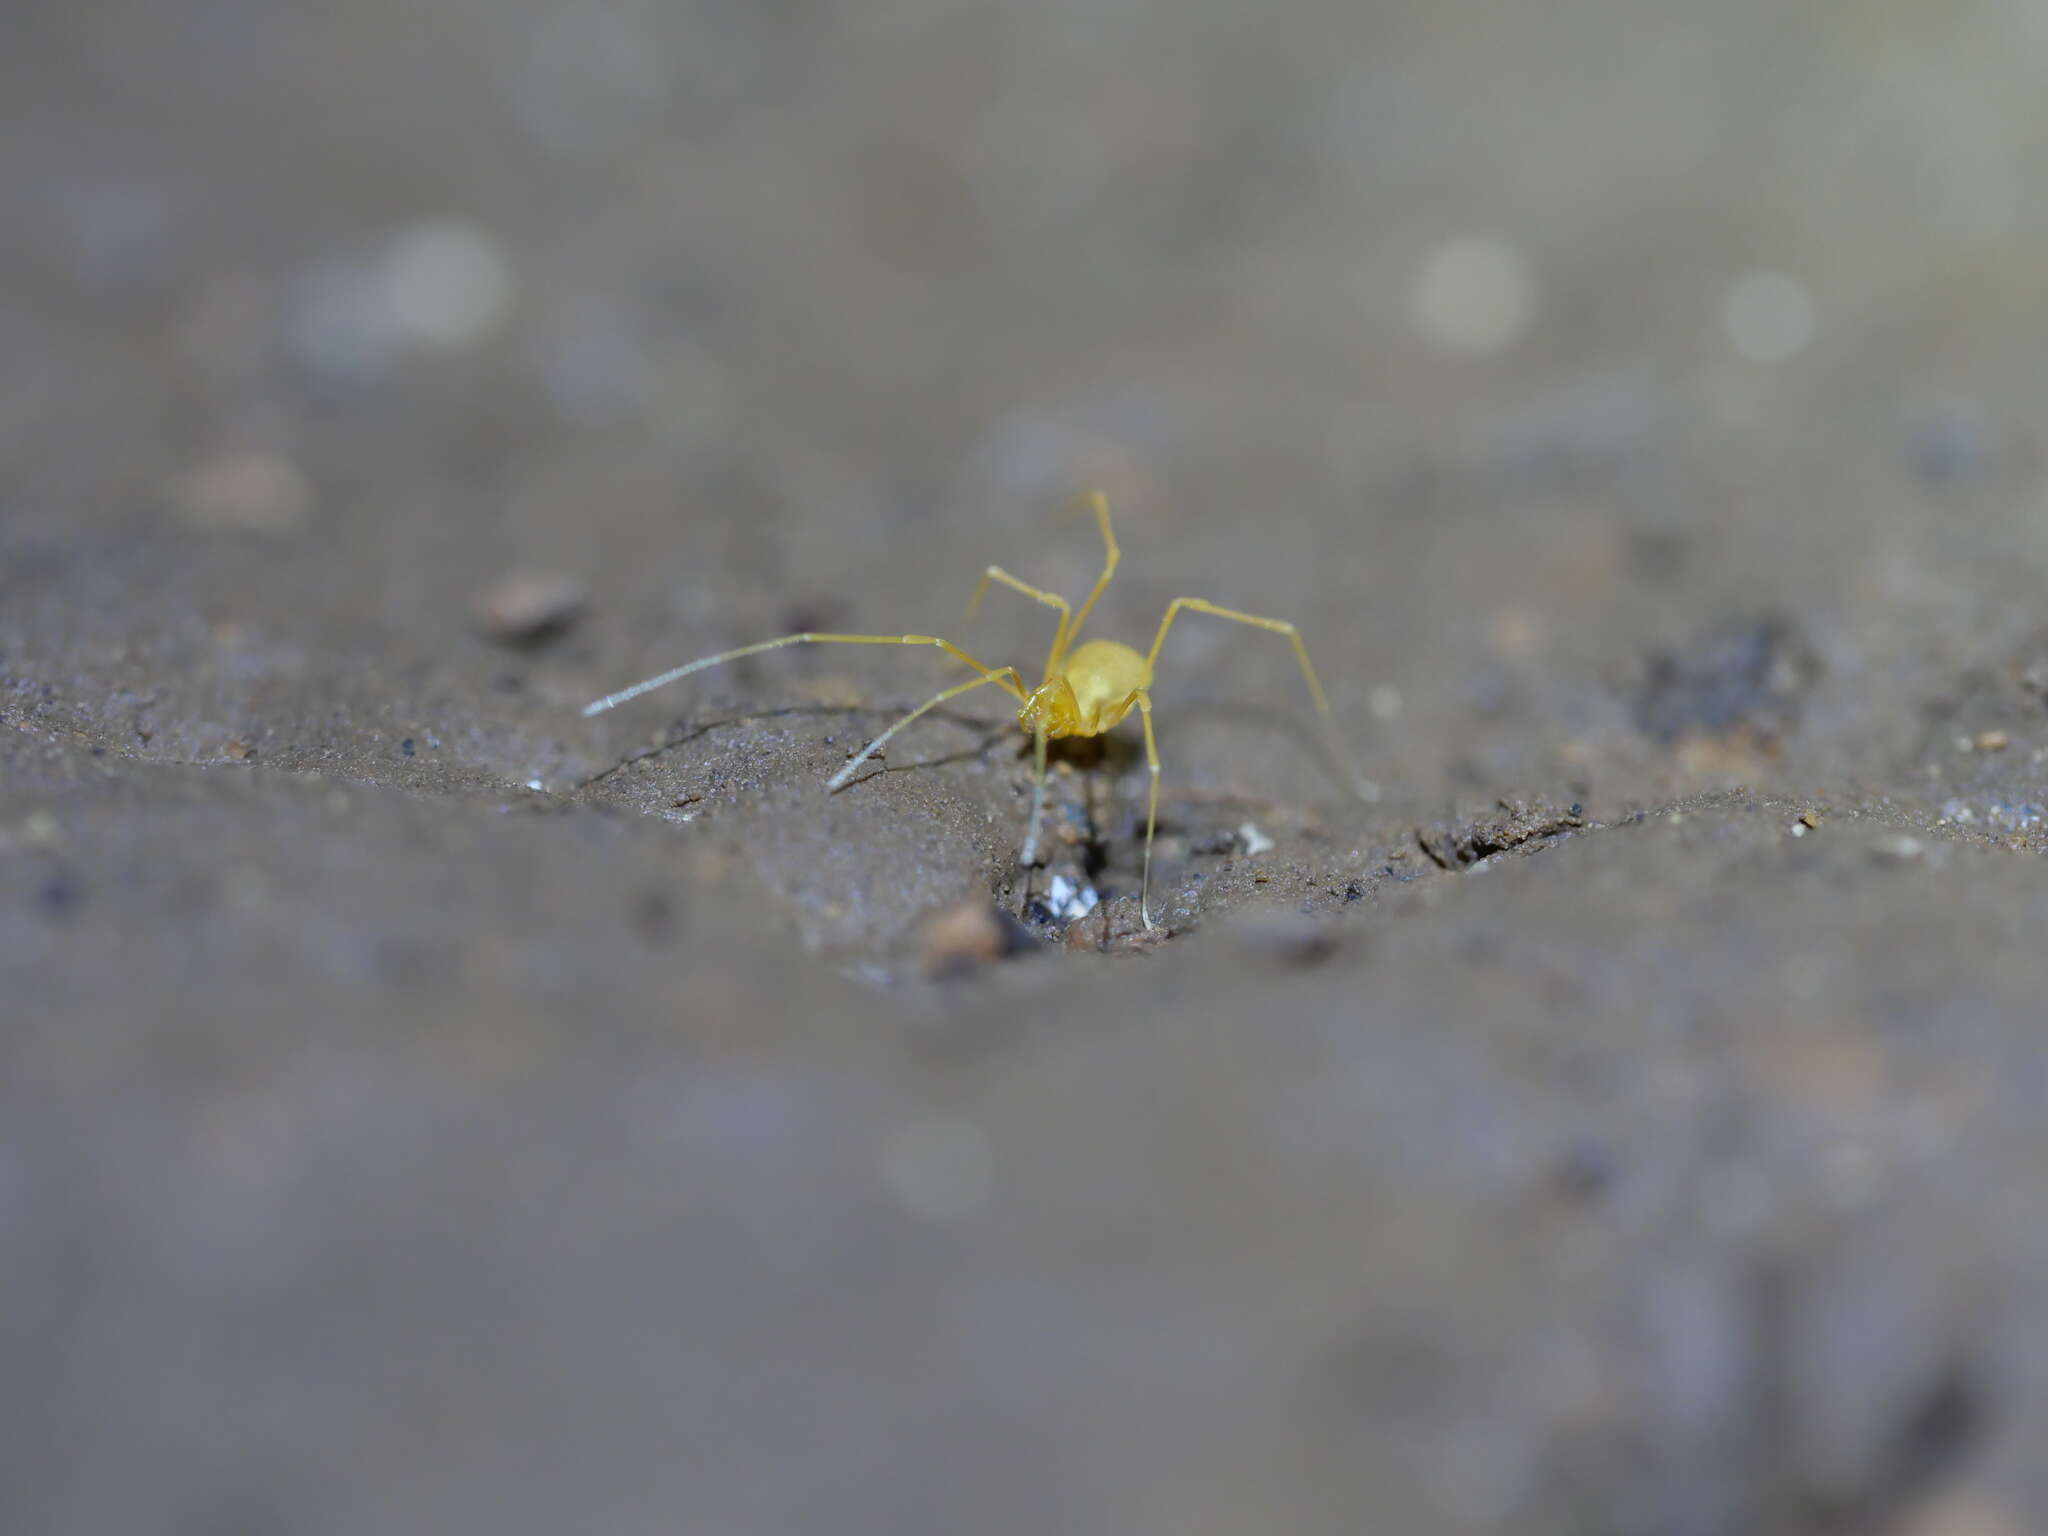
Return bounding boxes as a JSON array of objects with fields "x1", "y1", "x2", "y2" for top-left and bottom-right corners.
[{"x1": 10, "y1": 2, "x2": 2048, "y2": 1532}]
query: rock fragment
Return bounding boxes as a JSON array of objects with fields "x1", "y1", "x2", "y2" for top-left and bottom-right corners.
[
  {"x1": 922, "y1": 900, "x2": 1034, "y2": 978},
  {"x1": 476, "y1": 574, "x2": 588, "y2": 647}
]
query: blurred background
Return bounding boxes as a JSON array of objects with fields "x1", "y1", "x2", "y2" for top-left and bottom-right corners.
[
  {"x1": 13, "y1": 0, "x2": 2048, "y2": 811},
  {"x1": 10, "y1": 1, "x2": 2048, "y2": 1532}
]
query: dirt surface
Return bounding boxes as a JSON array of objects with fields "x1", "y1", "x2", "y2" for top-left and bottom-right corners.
[{"x1": 11, "y1": 2, "x2": 2048, "y2": 1532}]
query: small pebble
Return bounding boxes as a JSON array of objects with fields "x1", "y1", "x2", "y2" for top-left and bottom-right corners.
[
  {"x1": 1238, "y1": 821, "x2": 1276, "y2": 856},
  {"x1": 1973, "y1": 730, "x2": 2009, "y2": 752},
  {"x1": 1044, "y1": 874, "x2": 1100, "y2": 921},
  {"x1": 174, "y1": 451, "x2": 313, "y2": 533},
  {"x1": 921, "y1": 900, "x2": 1033, "y2": 977},
  {"x1": 1063, "y1": 909, "x2": 1109, "y2": 950},
  {"x1": 223, "y1": 739, "x2": 256, "y2": 761},
  {"x1": 1799, "y1": 811, "x2": 1823, "y2": 829},
  {"x1": 476, "y1": 573, "x2": 588, "y2": 646}
]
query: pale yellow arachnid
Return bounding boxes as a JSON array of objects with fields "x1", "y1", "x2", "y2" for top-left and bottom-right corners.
[{"x1": 582, "y1": 493, "x2": 1349, "y2": 931}]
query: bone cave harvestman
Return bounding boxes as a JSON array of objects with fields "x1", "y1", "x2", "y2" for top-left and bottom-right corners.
[{"x1": 582, "y1": 493, "x2": 1357, "y2": 931}]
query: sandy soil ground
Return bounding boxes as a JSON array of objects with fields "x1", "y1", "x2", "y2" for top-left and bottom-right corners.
[{"x1": 10, "y1": 2, "x2": 2048, "y2": 1531}]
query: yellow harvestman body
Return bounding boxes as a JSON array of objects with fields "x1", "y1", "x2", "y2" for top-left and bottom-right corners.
[{"x1": 582, "y1": 494, "x2": 1343, "y2": 931}]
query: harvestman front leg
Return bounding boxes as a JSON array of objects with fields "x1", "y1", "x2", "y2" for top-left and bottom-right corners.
[
  {"x1": 1145, "y1": 597, "x2": 1369, "y2": 797},
  {"x1": 967, "y1": 569, "x2": 1070, "y2": 683},
  {"x1": 1135, "y1": 689, "x2": 1162, "y2": 929},
  {"x1": 1020, "y1": 716, "x2": 1050, "y2": 867},
  {"x1": 828, "y1": 665, "x2": 1024, "y2": 790}
]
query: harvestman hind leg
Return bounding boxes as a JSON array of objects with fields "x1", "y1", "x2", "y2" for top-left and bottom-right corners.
[
  {"x1": 1145, "y1": 596, "x2": 1370, "y2": 798},
  {"x1": 585, "y1": 631, "x2": 1023, "y2": 784},
  {"x1": 1064, "y1": 490, "x2": 1121, "y2": 648}
]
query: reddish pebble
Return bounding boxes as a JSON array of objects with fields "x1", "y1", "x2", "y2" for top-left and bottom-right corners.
[
  {"x1": 922, "y1": 900, "x2": 1033, "y2": 977},
  {"x1": 476, "y1": 573, "x2": 587, "y2": 646}
]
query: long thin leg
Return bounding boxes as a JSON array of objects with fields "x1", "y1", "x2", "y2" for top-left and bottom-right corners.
[
  {"x1": 1062, "y1": 490, "x2": 1121, "y2": 658},
  {"x1": 827, "y1": 667, "x2": 1024, "y2": 790},
  {"x1": 582, "y1": 632, "x2": 1026, "y2": 717},
  {"x1": 1144, "y1": 596, "x2": 1371, "y2": 799},
  {"x1": 1136, "y1": 688, "x2": 1162, "y2": 930},
  {"x1": 1146, "y1": 599, "x2": 1330, "y2": 713},
  {"x1": 1019, "y1": 717, "x2": 1050, "y2": 867},
  {"x1": 966, "y1": 568, "x2": 1070, "y2": 683}
]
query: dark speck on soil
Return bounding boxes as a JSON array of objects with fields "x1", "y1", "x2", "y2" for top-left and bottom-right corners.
[
  {"x1": 635, "y1": 891, "x2": 677, "y2": 943},
  {"x1": 1550, "y1": 1139, "x2": 1616, "y2": 1203},
  {"x1": 37, "y1": 874, "x2": 81, "y2": 917},
  {"x1": 1636, "y1": 615, "x2": 1817, "y2": 746}
]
